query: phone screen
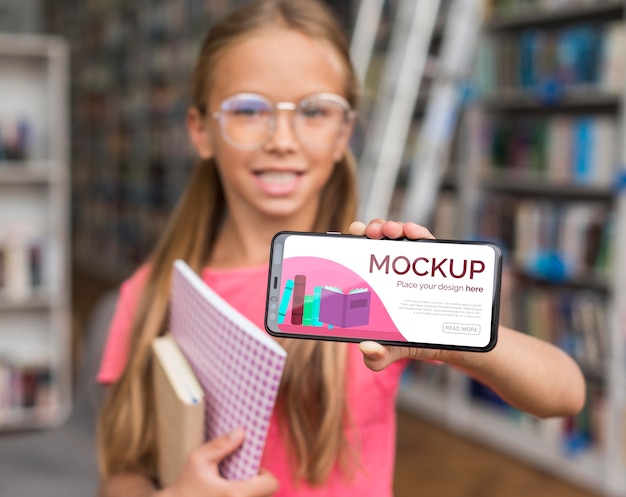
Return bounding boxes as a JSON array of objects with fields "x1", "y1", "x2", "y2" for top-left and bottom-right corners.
[{"x1": 265, "y1": 231, "x2": 502, "y2": 351}]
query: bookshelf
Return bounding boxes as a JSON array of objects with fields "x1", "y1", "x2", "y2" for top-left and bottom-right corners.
[
  {"x1": 42, "y1": 1, "x2": 216, "y2": 284},
  {"x1": 398, "y1": 1, "x2": 626, "y2": 496},
  {"x1": 0, "y1": 33, "x2": 71, "y2": 431}
]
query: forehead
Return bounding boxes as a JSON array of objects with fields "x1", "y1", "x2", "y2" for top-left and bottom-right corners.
[{"x1": 208, "y1": 27, "x2": 347, "y2": 104}]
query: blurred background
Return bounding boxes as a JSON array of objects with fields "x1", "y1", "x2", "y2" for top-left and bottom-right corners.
[{"x1": 0, "y1": 0, "x2": 625, "y2": 496}]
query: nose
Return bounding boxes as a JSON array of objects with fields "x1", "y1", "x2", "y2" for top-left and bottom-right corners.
[{"x1": 264, "y1": 108, "x2": 300, "y2": 152}]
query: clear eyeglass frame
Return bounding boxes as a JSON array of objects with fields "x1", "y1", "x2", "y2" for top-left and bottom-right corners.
[{"x1": 206, "y1": 92, "x2": 355, "y2": 150}]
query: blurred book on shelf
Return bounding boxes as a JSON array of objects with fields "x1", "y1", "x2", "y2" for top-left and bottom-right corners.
[{"x1": 0, "y1": 223, "x2": 59, "y2": 303}]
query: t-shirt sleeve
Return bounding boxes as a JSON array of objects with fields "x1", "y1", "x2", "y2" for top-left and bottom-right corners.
[{"x1": 96, "y1": 266, "x2": 150, "y2": 384}]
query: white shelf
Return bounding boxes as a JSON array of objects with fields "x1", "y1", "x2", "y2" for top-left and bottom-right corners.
[
  {"x1": 486, "y1": 0, "x2": 624, "y2": 31},
  {"x1": 0, "y1": 402, "x2": 69, "y2": 432},
  {"x1": 481, "y1": 87, "x2": 621, "y2": 110},
  {"x1": 0, "y1": 162, "x2": 61, "y2": 184},
  {"x1": 398, "y1": 382, "x2": 613, "y2": 495},
  {"x1": 480, "y1": 173, "x2": 616, "y2": 200},
  {"x1": 0, "y1": 293, "x2": 64, "y2": 312},
  {"x1": 0, "y1": 33, "x2": 71, "y2": 431}
]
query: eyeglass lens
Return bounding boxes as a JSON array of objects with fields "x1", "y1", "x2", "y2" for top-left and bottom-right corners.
[{"x1": 218, "y1": 94, "x2": 349, "y2": 149}]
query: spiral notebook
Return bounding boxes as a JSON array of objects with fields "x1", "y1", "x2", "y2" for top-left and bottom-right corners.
[{"x1": 168, "y1": 259, "x2": 287, "y2": 480}]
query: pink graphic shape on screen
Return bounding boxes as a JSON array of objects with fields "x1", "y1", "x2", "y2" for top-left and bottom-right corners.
[
  {"x1": 278, "y1": 256, "x2": 406, "y2": 341},
  {"x1": 169, "y1": 261, "x2": 287, "y2": 481}
]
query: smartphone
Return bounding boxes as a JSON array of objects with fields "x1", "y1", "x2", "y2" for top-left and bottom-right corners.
[{"x1": 265, "y1": 231, "x2": 502, "y2": 352}]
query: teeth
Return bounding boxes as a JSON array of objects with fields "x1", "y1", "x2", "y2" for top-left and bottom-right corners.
[{"x1": 256, "y1": 171, "x2": 298, "y2": 183}]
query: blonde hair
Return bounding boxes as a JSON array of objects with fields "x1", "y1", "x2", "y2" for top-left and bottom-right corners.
[{"x1": 97, "y1": 0, "x2": 360, "y2": 487}]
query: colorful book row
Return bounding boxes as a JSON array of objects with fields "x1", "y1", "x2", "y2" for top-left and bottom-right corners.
[
  {"x1": 499, "y1": 283, "x2": 607, "y2": 372},
  {"x1": 0, "y1": 360, "x2": 53, "y2": 415},
  {"x1": 278, "y1": 275, "x2": 371, "y2": 329},
  {"x1": 476, "y1": 196, "x2": 612, "y2": 282},
  {"x1": 0, "y1": 230, "x2": 57, "y2": 302},
  {"x1": 474, "y1": 21, "x2": 626, "y2": 93},
  {"x1": 484, "y1": 115, "x2": 617, "y2": 187}
]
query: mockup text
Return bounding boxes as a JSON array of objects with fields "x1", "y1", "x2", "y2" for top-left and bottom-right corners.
[{"x1": 370, "y1": 254, "x2": 486, "y2": 279}]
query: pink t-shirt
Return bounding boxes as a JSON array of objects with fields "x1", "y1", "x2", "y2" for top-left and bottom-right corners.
[{"x1": 98, "y1": 264, "x2": 408, "y2": 497}]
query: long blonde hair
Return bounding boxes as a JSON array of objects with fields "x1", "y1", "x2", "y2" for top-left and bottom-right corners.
[{"x1": 97, "y1": 0, "x2": 360, "y2": 487}]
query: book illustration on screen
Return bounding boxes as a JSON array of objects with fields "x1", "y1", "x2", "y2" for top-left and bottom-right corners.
[
  {"x1": 290, "y1": 274, "x2": 306, "y2": 325},
  {"x1": 279, "y1": 274, "x2": 372, "y2": 330},
  {"x1": 319, "y1": 286, "x2": 371, "y2": 328},
  {"x1": 277, "y1": 279, "x2": 293, "y2": 324}
]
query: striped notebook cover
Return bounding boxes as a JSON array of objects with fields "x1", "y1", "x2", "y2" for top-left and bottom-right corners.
[{"x1": 169, "y1": 260, "x2": 287, "y2": 480}]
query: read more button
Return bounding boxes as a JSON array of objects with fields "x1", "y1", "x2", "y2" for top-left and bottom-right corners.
[{"x1": 443, "y1": 322, "x2": 481, "y2": 335}]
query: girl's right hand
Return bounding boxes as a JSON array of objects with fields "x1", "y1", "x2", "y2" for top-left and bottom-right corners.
[{"x1": 158, "y1": 428, "x2": 279, "y2": 497}]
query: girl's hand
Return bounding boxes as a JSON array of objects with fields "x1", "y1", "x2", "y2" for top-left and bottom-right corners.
[
  {"x1": 348, "y1": 219, "x2": 443, "y2": 370},
  {"x1": 159, "y1": 428, "x2": 279, "y2": 497},
  {"x1": 348, "y1": 219, "x2": 435, "y2": 243}
]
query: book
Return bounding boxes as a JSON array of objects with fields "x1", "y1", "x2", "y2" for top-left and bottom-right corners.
[
  {"x1": 152, "y1": 334, "x2": 204, "y2": 487},
  {"x1": 277, "y1": 278, "x2": 293, "y2": 324},
  {"x1": 319, "y1": 286, "x2": 371, "y2": 328},
  {"x1": 291, "y1": 274, "x2": 306, "y2": 325},
  {"x1": 169, "y1": 260, "x2": 287, "y2": 481}
]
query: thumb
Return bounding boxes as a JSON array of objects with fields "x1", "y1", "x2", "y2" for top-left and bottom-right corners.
[
  {"x1": 359, "y1": 341, "x2": 444, "y2": 370},
  {"x1": 199, "y1": 427, "x2": 246, "y2": 464},
  {"x1": 359, "y1": 341, "x2": 399, "y2": 371}
]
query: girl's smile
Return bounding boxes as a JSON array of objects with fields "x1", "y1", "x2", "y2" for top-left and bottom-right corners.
[{"x1": 252, "y1": 169, "x2": 304, "y2": 196}]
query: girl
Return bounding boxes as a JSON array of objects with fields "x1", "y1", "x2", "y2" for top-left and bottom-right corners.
[{"x1": 96, "y1": 1, "x2": 586, "y2": 496}]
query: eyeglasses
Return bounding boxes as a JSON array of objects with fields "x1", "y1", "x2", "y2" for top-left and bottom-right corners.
[{"x1": 206, "y1": 92, "x2": 354, "y2": 150}]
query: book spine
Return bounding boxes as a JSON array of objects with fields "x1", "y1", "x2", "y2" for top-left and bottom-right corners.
[
  {"x1": 291, "y1": 274, "x2": 306, "y2": 325},
  {"x1": 302, "y1": 295, "x2": 313, "y2": 326},
  {"x1": 277, "y1": 279, "x2": 294, "y2": 324},
  {"x1": 312, "y1": 286, "x2": 323, "y2": 327},
  {"x1": 573, "y1": 118, "x2": 591, "y2": 184}
]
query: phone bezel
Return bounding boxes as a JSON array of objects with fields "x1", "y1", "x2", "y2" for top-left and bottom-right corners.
[{"x1": 265, "y1": 231, "x2": 502, "y2": 352}]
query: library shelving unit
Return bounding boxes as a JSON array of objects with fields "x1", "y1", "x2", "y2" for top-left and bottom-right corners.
[
  {"x1": 44, "y1": 0, "x2": 213, "y2": 284},
  {"x1": 398, "y1": 1, "x2": 626, "y2": 496},
  {"x1": 0, "y1": 33, "x2": 71, "y2": 431}
]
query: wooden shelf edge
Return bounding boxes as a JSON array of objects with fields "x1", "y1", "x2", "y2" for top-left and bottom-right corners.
[{"x1": 485, "y1": 1, "x2": 624, "y2": 31}]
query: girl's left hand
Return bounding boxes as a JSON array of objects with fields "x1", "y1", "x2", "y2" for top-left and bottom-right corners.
[
  {"x1": 348, "y1": 219, "x2": 443, "y2": 371},
  {"x1": 348, "y1": 219, "x2": 435, "y2": 244}
]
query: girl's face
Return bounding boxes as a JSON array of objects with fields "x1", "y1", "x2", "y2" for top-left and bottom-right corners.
[{"x1": 188, "y1": 27, "x2": 353, "y2": 225}]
